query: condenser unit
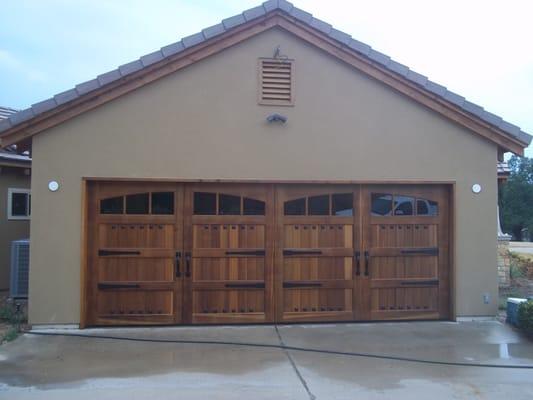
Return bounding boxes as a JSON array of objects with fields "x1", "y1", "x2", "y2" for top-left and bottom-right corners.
[{"x1": 10, "y1": 239, "x2": 29, "y2": 298}]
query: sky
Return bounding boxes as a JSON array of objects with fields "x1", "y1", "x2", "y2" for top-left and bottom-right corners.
[{"x1": 0, "y1": 0, "x2": 532, "y2": 157}]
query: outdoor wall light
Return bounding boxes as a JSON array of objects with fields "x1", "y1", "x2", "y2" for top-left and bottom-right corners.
[
  {"x1": 48, "y1": 180, "x2": 60, "y2": 192},
  {"x1": 472, "y1": 184, "x2": 482, "y2": 194},
  {"x1": 266, "y1": 113, "x2": 287, "y2": 124}
]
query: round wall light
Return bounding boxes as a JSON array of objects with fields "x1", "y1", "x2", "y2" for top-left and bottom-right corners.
[
  {"x1": 48, "y1": 180, "x2": 60, "y2": 192},
  {"x1": 472, "y1": 184, "x2": 482, "y2": 194}
]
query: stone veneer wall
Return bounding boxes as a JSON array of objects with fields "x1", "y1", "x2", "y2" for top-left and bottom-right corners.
[{"x1": 498, "y1": 238, "x2": 511, "y2": 286}]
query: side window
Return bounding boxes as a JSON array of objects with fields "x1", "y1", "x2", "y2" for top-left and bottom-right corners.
[{"x1": 8, "y1": 188, "x2": 31, "y2": 220}]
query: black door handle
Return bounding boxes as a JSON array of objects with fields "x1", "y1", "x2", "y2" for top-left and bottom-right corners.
[
  {"x1": 98, "y1": 283, "x2": 140, "y2": 289},
  {"x1": 364, "y1": 251, "x2": 370, "y2": 276},
  {"x1": 175, "y1": 252, "x2": 181, "y2": 277},
  {"x1": 400, "y1": 247, "x2": 439, "y2": 255},
  {"x1": 401, "y1": 280, "x2": 439, "y2": 286},
  {"x1": 99, "y1": 250, "x2": 141, "y2": 256},
  {"x1": 225, "y1": 250, "x2": 266, "y2": 256},
  {"x1": 283, "y1": 249, "x2": 322, "y2": 256},
  {"x1": 185, "y1": 252, "x2": 191, "y2": 277},
  {"x1": 225, "y1": 283, "x2": 265, "y2": 289},
  {"x1": 283, "y1": 282, "x2": 323, "y2": 288},
  {"x1": 355, "y1": 251, "x2": 361, "y2": 276}
]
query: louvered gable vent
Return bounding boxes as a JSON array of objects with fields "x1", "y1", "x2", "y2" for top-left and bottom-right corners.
[{"x1": 259, "y1": 58, "x2": 294, "y2": 106}]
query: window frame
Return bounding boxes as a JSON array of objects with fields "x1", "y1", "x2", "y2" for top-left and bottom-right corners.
[{"x1": 7, "y1": 188, "x2": 31, "y2": 220}]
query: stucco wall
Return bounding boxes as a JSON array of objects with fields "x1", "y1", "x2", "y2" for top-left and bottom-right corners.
[
  {"x1": 29, "y1": 27, "x2": 497, "y2": 324},
  {"x1": 0, "y1": 167, "x2": 31, "y2": 290}
]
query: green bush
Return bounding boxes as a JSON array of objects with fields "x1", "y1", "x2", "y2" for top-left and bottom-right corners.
[
  {"x1": 518, "y1": 300, "x2": 533, "y2": 334},
  {"x1": 0, "y1": 303, "x2": 26, "y2": 326},
  {"x1": 2, "y1": 326, "x2": 18, "y2": 342}
]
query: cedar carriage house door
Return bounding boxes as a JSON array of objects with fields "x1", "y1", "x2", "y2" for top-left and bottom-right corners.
[
  {"x1": 359, "y1": 185, "x2": 450, "y2": 320},
  {"x1": 183, "y1": 184, "x2": 275, "y2": 324},
  {"x1": 276, "y1": 185, "x2": 360, "y2": 322},
  {"x1": 86, "y1": 182, "x2": 184, "y2": 326}
]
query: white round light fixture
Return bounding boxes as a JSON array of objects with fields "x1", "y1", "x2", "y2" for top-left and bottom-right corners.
[
  {"x1": 48, "y1": 180, "x2": 59, "y2": 192},
  {"x1": 472, "y1": 184, "x2": 482, "y2": 194}
]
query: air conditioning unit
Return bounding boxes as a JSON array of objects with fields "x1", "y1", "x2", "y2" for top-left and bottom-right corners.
[{"x1": 10, "y1": 239, "x2": 29, "y2": 298}]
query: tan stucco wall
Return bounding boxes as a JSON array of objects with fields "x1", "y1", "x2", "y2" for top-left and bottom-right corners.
[
  {"x1": 29, "y1": 27, "x2": 498, "y2": 324},
  {"x1": 0, "y1": 167, "x2": 30, "y2": 290}
]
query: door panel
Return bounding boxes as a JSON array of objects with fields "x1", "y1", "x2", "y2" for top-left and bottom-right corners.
[
  {"x1": 361, "y1": 185, "x2": 450, "y2": 321},
  {"x1": 86, "y1": 182, "x2": 183, "y2": 326},
  {"x1": 276, "y1": 185, "x2": 359, "y2": 322},
  {"x1": 184, "y1": 183, "x2": 275, "y2": 324}
]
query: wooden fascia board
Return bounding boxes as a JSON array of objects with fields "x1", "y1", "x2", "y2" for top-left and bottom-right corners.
[
  {"x1": 0, "y1": 11, "x2": 526, "y2": 155},
  {"x1": 0, "y1": 160, "x2": 31, "y2": 169}
]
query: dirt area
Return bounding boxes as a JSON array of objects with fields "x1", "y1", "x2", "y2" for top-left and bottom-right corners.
[{"x1": 0, "y1": 290, "x2": 28, "y2": 343}]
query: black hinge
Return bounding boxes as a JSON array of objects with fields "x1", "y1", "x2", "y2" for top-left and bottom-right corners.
[
  {"x1": 175, "y1": 252, "x2": 181, "y2": 277},
  {"x1": 400, "y1": 280, "x2": 439, "y2": 286},
  {"x1": 225, "y1": 283, "x2": 265, "y2": 289},
  {"x1": 98, "y1": 283, "x2": 141, "y2": 289},
  {"x1": 283, "y1": 249, "x2": 322, "y2": 256},
  {"x1": 283, "y1": 282, "x2": 323, "y2": 288},
  {"x1": 98, "y1": 250, "x2": 141, "y2": 256},
  {"x1": 225, "y1": 250, "x2": 266, "y2": 256},
  {"x1": 400, "y1": 247, "x2": 439, "y2": 256}
]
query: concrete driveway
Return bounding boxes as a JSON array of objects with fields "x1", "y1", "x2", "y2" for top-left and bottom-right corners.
[{"x1": 0, "y1": 321, "x2": 532, "y2": 399}]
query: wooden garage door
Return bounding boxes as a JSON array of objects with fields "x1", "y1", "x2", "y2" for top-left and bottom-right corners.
[
  {"x1": 85, "y1": 182, "x2": 183, "y2": 326},
  {"x1": 85, "y1": 182, "x2": 450, "y2": 326},
  {"x1": 183, "y1": 184, "x2": 275, "y2": 323},
  {"x1": 359, "y1": 185, "x2": 450, "y2": 320},
  {"x1": 275, "y1": 185, "x2": 359, "y2": 322}
]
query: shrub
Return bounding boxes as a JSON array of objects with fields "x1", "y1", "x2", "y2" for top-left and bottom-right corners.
[
  {"x1": 0, "y1": 302, "x2": 26, "y2": 326},
  {"x1": 509, "y1": 252, "x2": 533, "y2": 279},
  {"x1": 2, "y1": 326, "x2": 18, "y2": 342},
  {"x1": 518, "y1": 300, "x2": 533, "y2": 334}
]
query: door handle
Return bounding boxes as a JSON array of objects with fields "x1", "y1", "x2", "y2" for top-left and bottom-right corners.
[
  {"x1": 225, "y1": 283, "x2": 265, "y2": 289},
  {"x1": 355, "y1": 251, "x2": 361, "y2": 276},
  {"x1": 283, "y1": 282, "x2": 323, "y2": 288},
  {"x1": 175, "y1": 252, "x2": 181, "y2": 277},
  {"x1": 283, "y1": 249, "x2": 322, "y2": 256},
  {"x1": 185, "y1": 252, "x2": 191, "y2": 277},
  {"x1": 98, "y1": 283, "x2": 140, "y2": 289},
  {"x1": 401, "y1": 280, "x2": 439, "y2": 286},
  {"x1": 364, "y1": 251, "x2": 370, "y2": 276},
  {"x1": 98, "y1": 250, "x2": 141, "y2": 256},
  {"x1": 400, "y1": 247, "x2": 439, "y2": 255},
  {"x1": 225, "y1": 250, "x2": 266, "y2": 256}
]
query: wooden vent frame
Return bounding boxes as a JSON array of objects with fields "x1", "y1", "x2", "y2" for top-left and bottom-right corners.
[{"x1": 258, "y1": 58, "x2": 294, "y2": 106}]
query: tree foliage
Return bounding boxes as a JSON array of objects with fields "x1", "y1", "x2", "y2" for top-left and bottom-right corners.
[{"x1": 500, "y1": 155, "x2": 533, "y2": 240}]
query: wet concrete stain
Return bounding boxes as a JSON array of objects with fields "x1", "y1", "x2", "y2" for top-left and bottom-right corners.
[{"x1": 0, "y1": 322, "x2": 532, "y2": 394}]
